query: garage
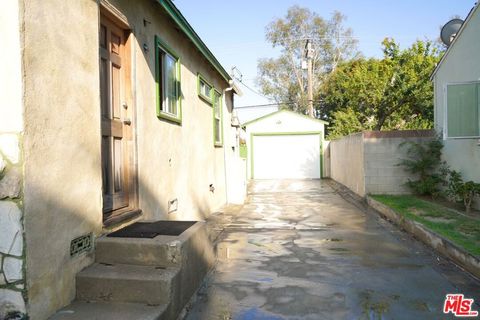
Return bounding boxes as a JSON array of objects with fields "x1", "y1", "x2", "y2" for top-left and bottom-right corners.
[
  {"x1": 243, "y1": 110, "x2": 327, "y2": 179},
  {"x1": 252, "y1": 133, "x2": 321, "y2": 179}
]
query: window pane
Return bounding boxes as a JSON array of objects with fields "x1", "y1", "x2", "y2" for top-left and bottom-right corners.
[
  {"x1": 447, "y1": 84, "x2": 479, "y2": 137},
  {"x1": 215, "y1": 119, "x2": 221, "y2": 142},
  {"x1": 163, "y1": 53, "x2": 177, "y2": 115},
  {"x1": 214, "y1": 94, "x2": 220, "y2": 118},
  {"x1": 203, "y1": 83, "x2": 211, "y2": 97},
  {"x1": 213, "y1": 92, "x2": 221, "y2": 143},
  {"x1": 199, "y1": 80, "x2": 211, "y2": 98}
]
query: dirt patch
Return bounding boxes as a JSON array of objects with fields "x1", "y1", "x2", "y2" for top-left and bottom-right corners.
[
  {"x1": 408, "y1": 207, "x2": 425, "y2": 216},
  {"x1": 417, "y1": 195, "x2": 480, "y2": 220},
  {"x1": 424, "y1": 217, "x2": 455, "y2": 224}
]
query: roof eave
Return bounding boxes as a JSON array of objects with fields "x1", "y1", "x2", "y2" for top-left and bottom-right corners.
[
  {"x1": 430, "y1": 3, "x2": 479, "y2": 81},
  {"x1": 157, "y1": 0, "x2": 232, "y2": 83},
  {"x1": 232, "y1": 82, "x2": 243, "y2": 97}
]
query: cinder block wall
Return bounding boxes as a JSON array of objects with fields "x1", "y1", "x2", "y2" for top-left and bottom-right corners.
[
  {"x1": 329, "y1": 133, "x2": 365, "y2": 196},
  {"x1": 362, "y1": 131, "x2": 435, "y2": 195},
  {"x1": 327, "y1": 130, "x2": 435, "y2": 197}
]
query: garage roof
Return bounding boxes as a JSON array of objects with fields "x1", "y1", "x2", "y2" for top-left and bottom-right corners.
[{"x1": 242, "y1": 109, "x2": 329, "y2": 127}]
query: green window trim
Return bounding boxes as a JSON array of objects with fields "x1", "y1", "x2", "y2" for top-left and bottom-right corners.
[
  {"x1": 197, "y1": 73, "x2": 213, "y2": 105},
  {"x1": 445, "y1": 82, "x2": 480, "y2": 139},
  {"x1": 155, "y1": 35, "x2": 182, "y2": 125},
  {"x1": 213, "y1": 89, "x2": 223, "y2": 147}
]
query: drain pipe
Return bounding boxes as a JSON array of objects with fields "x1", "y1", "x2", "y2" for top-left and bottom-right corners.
[{"x1": 222, "y1": 80, "x2": 242, "y2": 204}]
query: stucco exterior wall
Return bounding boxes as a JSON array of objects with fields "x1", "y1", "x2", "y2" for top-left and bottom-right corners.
[
  {"x1": 244, "y1": 110, "x2": 326, "y2": 179},
  {"x1": 0, "y1": 1, "x2": 27, "y2": 318},
  {"x1": 329, "y1": 133, "x2": 365, "y2": 196},
  {"x1": 433, "y1": 5, "x2": 480, "y2": 209},
  {"x1": 223, "y1": 102, "x2": 247, "y2": 204},
  {"x1": 18, "y1": 0, "x2": 244, "y2": 319},
  {"x1": 109, "y1": 0, "x2": 232, "y2": 220},
  {"x1": 22, "y1": 1, "x2": 101, "y2": 318}
]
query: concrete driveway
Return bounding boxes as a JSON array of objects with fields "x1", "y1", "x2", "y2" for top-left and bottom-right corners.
[{"x1": 186, "y1": 180, "x2": 480, "y2": 319}]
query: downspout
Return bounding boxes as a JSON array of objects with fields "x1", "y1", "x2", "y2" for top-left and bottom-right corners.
[{"x1": 222, "y1": 80, "x2": 236, "y2": 204}]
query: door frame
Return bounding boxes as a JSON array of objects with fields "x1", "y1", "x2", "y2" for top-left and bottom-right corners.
[
  {"x1": 99, "y1": 5, "x2": 140, "y2": 227},
  {"x1": 250, "y1": 131, "x2": 323, "y2": 179}
]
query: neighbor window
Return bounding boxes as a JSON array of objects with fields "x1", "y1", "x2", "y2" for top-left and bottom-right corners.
[
  {"x1": 213, "y1": 90, "x2": 223, "y2": 146},
  {"x1": 155, "y1": 36, "x2": 181, "y2": 123},
  {"x1": 198, "y1": 74, "x2": 212, "y2": 103},
  {"x1": 446, "y1": 82, "x2": 480, "y2": 138}
]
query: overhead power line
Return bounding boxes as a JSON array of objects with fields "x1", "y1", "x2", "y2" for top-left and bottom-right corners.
[
  {"x1": 236, "y1": 102, "x2": 294, "y2": 109},
  {"x1": 230, "y1": 66, "x2": 274, "y2": 101},
  {"x1": 237, "y1": 100, "x2": 323, "y2": 109}
]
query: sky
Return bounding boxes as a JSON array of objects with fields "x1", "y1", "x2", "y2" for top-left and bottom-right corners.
[{"x1": 175, "y1": 0, "x2": 477, "y2": 122}]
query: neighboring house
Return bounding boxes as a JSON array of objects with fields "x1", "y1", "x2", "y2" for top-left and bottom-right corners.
[
  {"x1": 243, "y1": 110, "x2": 327, "y2": 180},
  {"x1": 0, "y1": 0, "x2": 245, "y2": 319},
  {"x1": 431, "y1": 3, "x2": 480, "y2": 207}
]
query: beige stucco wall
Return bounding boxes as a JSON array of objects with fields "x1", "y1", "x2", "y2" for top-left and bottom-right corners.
[
  {"x1": 22, "y1": 1, "x2": 102, "y2": 318},
  {"x1": 433, "y1": 5, "x2": 480, "y2": 209},
  {"x1": 329, "y1": 133, "x2": 365, "y2": 196},
  {"x1": 19, "y1": 0, "x2": 244, "y2": 319},
  {"x1": 223, "y1": 104, "x2": 247, "y2": 204},
  {"x1": 106, "y1": 0, "x2": 232, "y2": 220}
]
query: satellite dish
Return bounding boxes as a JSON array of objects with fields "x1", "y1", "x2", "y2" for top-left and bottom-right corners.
[{"x1": 441, "y1": 18, "x2": 464, "y2": 46}]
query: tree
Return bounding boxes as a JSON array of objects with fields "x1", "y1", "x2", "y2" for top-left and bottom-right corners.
[
  {"x1": 256, "y1": 6, "x2": 359, "y2": 113},
  {"x1": 320, "y1": 38, "x2": 442, "y2": 138}
]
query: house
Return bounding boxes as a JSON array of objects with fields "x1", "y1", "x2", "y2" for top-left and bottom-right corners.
[
  {"x1": 242, "y1": 110, "x2": 327, "y2": 180},
  {"x1": 431, "y1": 3, "x2": 480, "y2": 208},
  {"x1": 0, "y1": 0, "x2": 245, "y2": 319}
]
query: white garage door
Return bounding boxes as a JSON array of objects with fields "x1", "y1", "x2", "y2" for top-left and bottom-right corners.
[{"x1": 252, "y1": 134, "x2": 321, "y2": 179}]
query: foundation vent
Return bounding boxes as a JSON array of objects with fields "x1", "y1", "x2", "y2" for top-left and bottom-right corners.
[{"x1": 70, "y1": 233, "x2": 93, "y2": 257}]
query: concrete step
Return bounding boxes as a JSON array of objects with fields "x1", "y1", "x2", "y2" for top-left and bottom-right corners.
[
  {"x1": 95, "y1": 221, "x2": 205, "y2": 267},
  {"x1": 81, "y1": 221, "x2": 216, "y2": 320},
  {"x1": 76, "y1": 263, "x2": 179, "y2": 305},
  {"x1": 49, "y1": 301, "x2": 168, "y2": 320}
]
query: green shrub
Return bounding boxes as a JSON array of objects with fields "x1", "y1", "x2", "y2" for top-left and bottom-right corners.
[
  {"x1": 446, "y1": 170, "x2": 480, "y2": 214},
  {"x1": 398, "y1": 137, "x2": 446, "y2": 197}
]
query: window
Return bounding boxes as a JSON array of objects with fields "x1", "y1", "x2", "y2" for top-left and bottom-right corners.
[
  {"x1": 198, "y1": 74, "x2": 212, "y2": 103},
  {"x1": 446, "y1": 82, "x2": 480, "y2": 138},
  {"x1": 213, "y1": 90, "x2": 223, "y2": 146},
  {"x1": 155, "y1": 36, "x2": 181, "y2": 123}
]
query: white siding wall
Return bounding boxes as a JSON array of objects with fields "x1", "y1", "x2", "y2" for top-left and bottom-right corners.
[{"x1": 434, "y1": 5, "x2": 480, "y2": 208}]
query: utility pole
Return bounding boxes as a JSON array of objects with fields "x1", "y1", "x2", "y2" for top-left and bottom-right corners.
[{"x1": 305, "y1": 39, "x2": 314, "y2": 118}]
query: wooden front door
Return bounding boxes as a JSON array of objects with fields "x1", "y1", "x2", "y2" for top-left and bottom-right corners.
[{"x1": 100, "y1": 13, "x2": 135, "y2": 222}]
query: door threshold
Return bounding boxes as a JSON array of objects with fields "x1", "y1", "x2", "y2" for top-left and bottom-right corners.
[{"x1": 103, "y1": 209, "x2": 142, "y2": 232}]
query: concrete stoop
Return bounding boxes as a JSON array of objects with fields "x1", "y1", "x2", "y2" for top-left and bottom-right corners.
[{"x1": 50, "y1": 221, "x2": 215, "y2": 320}]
